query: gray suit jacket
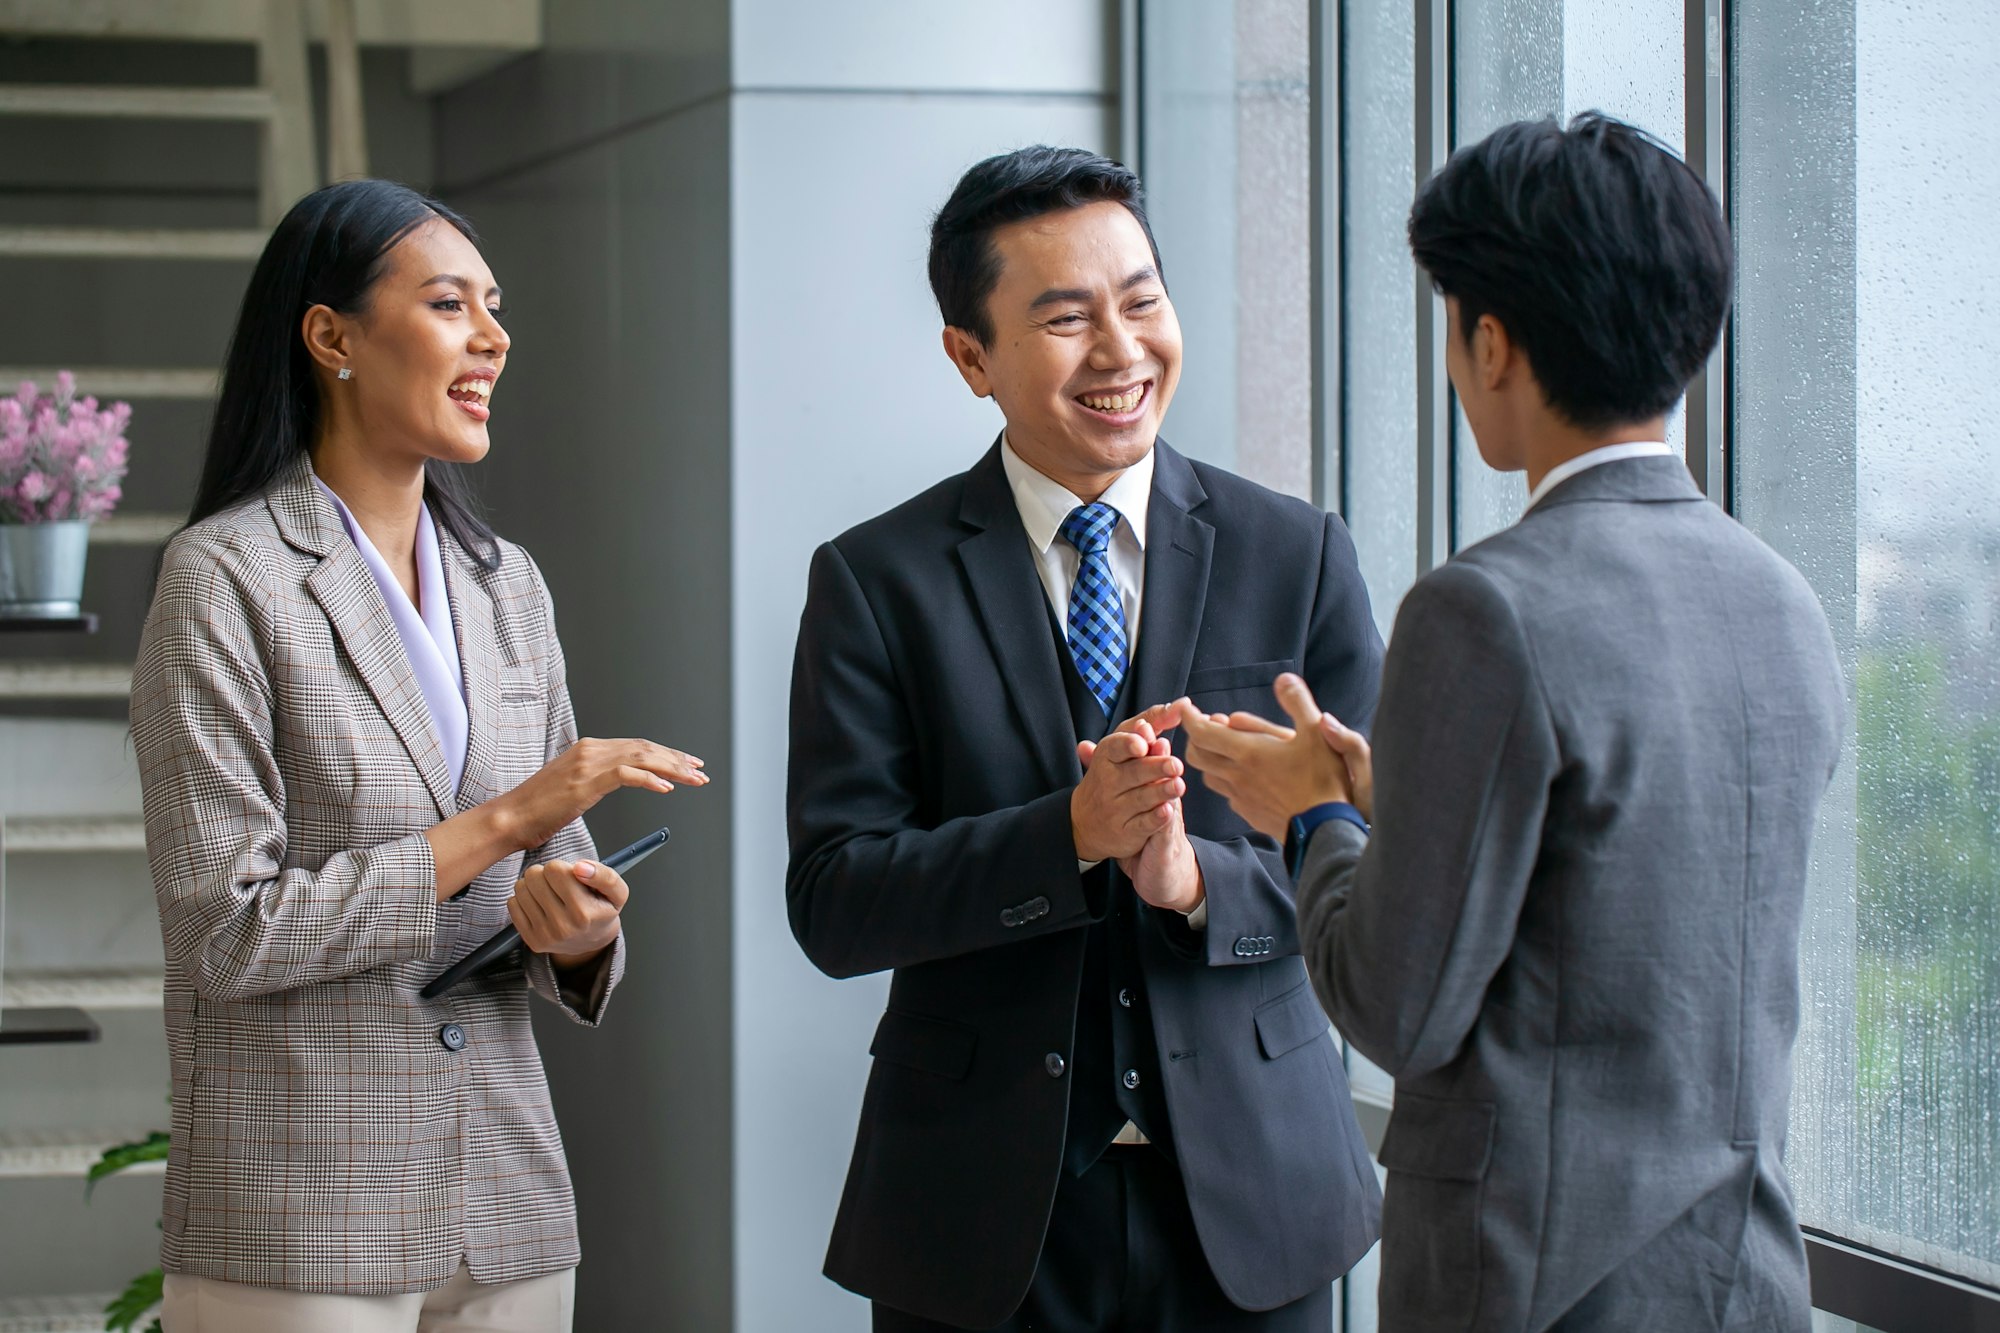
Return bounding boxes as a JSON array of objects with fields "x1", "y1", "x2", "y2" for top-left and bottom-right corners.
[
  {"x1": 131, "y1": 466, "x2": 622, "y2": 1294},
  {"x1": 1295, "y1": 457, "x2": 1844, "y2": 1332}
]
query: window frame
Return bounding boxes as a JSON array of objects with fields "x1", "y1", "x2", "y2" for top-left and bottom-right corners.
[{"x1": 1128, "y1": 1, "x2": 2000, "y2": 1326}]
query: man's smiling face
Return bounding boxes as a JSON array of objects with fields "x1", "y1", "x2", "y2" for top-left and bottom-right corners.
[{"x1": 944, "y1": 200, "x2": 1182, "y2": 498}]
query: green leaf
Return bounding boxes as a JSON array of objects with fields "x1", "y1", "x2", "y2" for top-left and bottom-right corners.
[
  {"x1": 85, "y1": 1131, "x2": 170, "y2": 1198},
  {"x1": 103, "y1": 1268, "x2": 162, "y2": 1332}
]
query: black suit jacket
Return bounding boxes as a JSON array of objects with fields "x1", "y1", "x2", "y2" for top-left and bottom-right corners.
[{"x1": 786, "y1": 440, "x2": 1385, "y2": 1325}]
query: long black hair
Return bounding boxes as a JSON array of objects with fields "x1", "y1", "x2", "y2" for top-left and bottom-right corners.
[{"x1": 186, "y1": 178, "x2": 501, "y2": 568}]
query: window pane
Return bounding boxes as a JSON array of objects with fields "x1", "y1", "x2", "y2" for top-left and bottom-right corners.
[
  {"x1": 1341, "y1": 0, "x2": 1417, "y2": 639},
  {"x1": 1737, "y1": 0, "x2": 2000, "y2": 1288},
  {"x1": 1142, "y1": 0, "x2": 1313, "y2": 501},
  {"x1": 1449, "y1": 0, "x2": 1685, "y2": 552}
]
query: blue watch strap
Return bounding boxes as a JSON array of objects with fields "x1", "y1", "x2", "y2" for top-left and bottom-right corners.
[{"x1": 1287, "y1": 802, "x2": 1369, "y2": 878}]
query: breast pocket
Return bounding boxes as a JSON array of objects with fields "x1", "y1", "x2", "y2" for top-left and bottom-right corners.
[
  {"x1": 1184, "y1": 659, "x2": 1298, "y2": 720},
  {"x1": 491, "y1": 664, "x2": 549, "y2": 776}
]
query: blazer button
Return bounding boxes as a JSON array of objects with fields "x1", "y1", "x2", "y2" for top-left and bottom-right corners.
[
  {"x1": 439, "y1": 1023, "x2": 467, "y2": 1052},
  {"x1": 1122, "y1": 1069, "x2": 1142, "y2": 1090},
  {"x1": 1001, "y1": 908, "x2": 1020, "y2": 928},
  {"x1": 1045, "y1": 1052, "x2": 1066, "y2": 1079},
  {"x1": 1118, "y1": 987, "x2": 1134, "y2": 1009}
]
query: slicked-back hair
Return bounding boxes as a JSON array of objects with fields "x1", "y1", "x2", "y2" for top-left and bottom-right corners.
[
  {"x1": 185, "y1": 178, "x2": 501, "y2": 570},
  {"x1": 929, "y1": 145, "x2": 1163, "y2": 346},
  {"x1": 1408, "y1": 112, "x2": 1733, "y2": 431}
]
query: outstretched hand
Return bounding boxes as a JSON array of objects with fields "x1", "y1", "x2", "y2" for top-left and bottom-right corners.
[
  {"x1": 1176, "y1": 674, "x2": 1366, "y2": 839},
  {"x1": 1315, "y1": 710, "x2": 1373, "y2": 823}
]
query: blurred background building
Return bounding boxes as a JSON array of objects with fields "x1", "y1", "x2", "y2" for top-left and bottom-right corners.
[{"x1": 0, "y1": 2, "x2": 1991, "y2": 1330}]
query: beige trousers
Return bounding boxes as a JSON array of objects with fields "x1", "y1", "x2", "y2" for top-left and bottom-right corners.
[{"x1": 160, "y1": 1262, "x2": 575, "y2": 1333}]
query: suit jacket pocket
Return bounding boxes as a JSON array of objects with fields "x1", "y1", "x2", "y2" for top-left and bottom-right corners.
[
  {"x1": 1184, "y1": 659, "x2": 1298, "y2": 697},
  {"x1": 1255, "y1": 980, "x2": 1332, "y2": 1059},
  {"x1": 1378, "y1": 1093, "x2": 1496, "y2": 1327},
  {"x1": 497, "y1": 663, "x2": 541, "y2": 703},
  {"x1": 870, "y1": 1008, "x2": 978, "y2": 1081}
]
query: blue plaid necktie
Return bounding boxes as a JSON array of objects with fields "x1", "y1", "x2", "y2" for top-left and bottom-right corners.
[{"x1": 1058, "y1": 502, "x2": 1129, "y2": 718}]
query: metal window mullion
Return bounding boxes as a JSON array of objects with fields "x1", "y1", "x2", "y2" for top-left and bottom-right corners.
[
  {"x1": 1310, "y1": 0, "x2": 1342, "y2": 515},
  {"x1": 1120, "y1": 0, "x2": 1144, "y2": 173},
  {"x1": 1685, "y1": 0, "x2": 1729, "y2": 506},
  {"x1": 1414, "y1": 0, "x2": 1452, "y2": 574}
]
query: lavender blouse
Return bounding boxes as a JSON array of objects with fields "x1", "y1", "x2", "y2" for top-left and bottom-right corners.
[{"x1": 313, "y1": 476, "x2": 470, "y2": 796}]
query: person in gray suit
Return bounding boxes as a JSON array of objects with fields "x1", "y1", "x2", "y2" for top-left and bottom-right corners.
[{"x1": 1177, "y1": 114, "x2": 1846, "y2": 1331}]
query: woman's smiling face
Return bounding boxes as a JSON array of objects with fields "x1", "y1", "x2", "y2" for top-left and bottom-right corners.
[{"x1": 313, "y1": 217, "x2": 509, "y2": 467}]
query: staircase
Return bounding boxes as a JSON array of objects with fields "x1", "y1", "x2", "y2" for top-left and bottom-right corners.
[{"x1": 0, "y1": 3, "x2": 540, "y2": 1325}]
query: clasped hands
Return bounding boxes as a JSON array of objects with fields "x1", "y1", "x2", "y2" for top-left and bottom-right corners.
[{"x1": 1070, "y1": 703, "x2": 1206, "y2": 915}]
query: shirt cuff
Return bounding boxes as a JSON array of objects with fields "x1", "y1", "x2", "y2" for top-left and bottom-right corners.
[
  {"x1": 1288, "y1": 802, "x2": 1369, "y2": 878},
  {"x1": 1181, "y1": 899, "x2": 1208, "y2": 931},
  {"x1": 1078, "y1": 858, "x2": 1103, "y2": 873}
]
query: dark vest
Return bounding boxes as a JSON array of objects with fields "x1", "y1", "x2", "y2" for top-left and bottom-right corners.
[{"x1": 1048, "y1": 606, "x2": 1174, "y2": 1175}]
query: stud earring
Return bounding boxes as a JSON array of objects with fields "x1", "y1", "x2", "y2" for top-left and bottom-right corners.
[{"x1": 337, "y1": 367, "x2": 352, "y2": 381}]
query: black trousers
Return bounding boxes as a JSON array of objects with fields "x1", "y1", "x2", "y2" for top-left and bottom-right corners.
[{"x1": 872, "y1": 1146, "x2": 1334, "y2": 1333}]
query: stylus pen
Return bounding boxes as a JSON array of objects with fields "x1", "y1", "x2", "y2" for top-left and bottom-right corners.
[{"x1": 419, "y1": 827, "x2": 670, "y2": 999}]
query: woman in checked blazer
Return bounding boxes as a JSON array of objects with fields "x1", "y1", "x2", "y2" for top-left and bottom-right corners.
[{"x1": 129, "y1": 180, "x2": 705, "y2": 1333}]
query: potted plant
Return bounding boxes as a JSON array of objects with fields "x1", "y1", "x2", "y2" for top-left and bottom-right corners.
[
  {"x1": 88, "y1": 1129, "x2": 169, "y2": 1333},
  {"x1": 0, "y1": 372, "x2": 131, "y2": 618}
]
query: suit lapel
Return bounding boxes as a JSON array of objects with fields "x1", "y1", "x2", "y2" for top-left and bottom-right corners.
[
  {"x1": 1128, "y1": 442, "x2": 1213, "y2": 713},
  {"x1": 275, "y1": 469, "x2": 456, "y2": 822},
  {"x1": 956, "y1": 443, "x2": 1078, "y2": 792},
  {"x1": 443, "y1": 536, "x2": 501, "y2": 812}
]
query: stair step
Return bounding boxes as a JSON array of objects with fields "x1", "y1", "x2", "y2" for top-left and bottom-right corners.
[
  {"x1": 0, "y1": 663, "x2": 132, "y2": 700},
  {"x1": 0, "y1": 1129, "x2": 166, "y2": 1180},
  {"x1": 0, "y1": 1292, "x2": 118, "y2": 1333},
  {"x1": 89, "y1": 512, "x2": 181, "y2": 546},
  {"x1": 0, "y1": 968, "x2": 163, "y2": 1011},
  {"x1": 4, "y1": 815, "x2": 147, "y2": 854},
  {"x1": 0, "y1": 83, "x2": 274, "y2": 120},
  {"x1": 0, "y1": 367, "x2": 218, "y2": 400},
  {"x1": 0, "y1": 0, "x2": 542, "y2": 48},
  {"x1": 0, "y1": 226, "x2": 264, "y2": 261}
]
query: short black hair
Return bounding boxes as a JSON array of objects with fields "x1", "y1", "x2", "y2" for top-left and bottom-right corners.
[
  {"x1": 929, "y1": 145, "x2": 1163, "y2": 346},
  {"x1": 1408, "y1": 112, "x2": 1733, "y2": 430}
]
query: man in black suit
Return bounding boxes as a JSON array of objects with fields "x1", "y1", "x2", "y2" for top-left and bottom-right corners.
[{"x1": 786, "y1": 146, "x2": 1383, "y2": 1332}]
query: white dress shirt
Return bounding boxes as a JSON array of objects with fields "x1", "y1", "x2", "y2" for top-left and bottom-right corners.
[
  {"x1": 1523, "y1": 440, "x2": 1674, "y2": 513},
  {"x1": 1000, "y1": 434, "x2": 1152, "y2": 643},
  {"x1": 1000, "y1": 436, "x2": 1208, "y2": 937},
  {"x1": 313, "y1": 476, "x2": 469, "y2": 795}
]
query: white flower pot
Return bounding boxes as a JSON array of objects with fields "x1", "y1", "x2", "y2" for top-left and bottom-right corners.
[{"x1": 0, "y1": 520, "x2": 90, "y2": 618}]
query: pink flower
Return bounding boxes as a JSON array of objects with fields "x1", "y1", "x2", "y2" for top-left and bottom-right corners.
[{"x1": 0, "y1": 374, "x2": 132, "y2": 522}]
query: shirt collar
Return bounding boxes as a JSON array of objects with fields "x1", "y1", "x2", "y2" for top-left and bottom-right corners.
[
  {"x1": 312, "y1": 475, "x2": 450, "y2": 626},
  {"x1": 999, "y1": 432, "x2": 1154, "y2": 553},
  {"x1": 1524, "y1": 441, "x2": 1674, "y2": 514}
]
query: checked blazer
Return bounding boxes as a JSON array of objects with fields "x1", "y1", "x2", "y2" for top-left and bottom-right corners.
[{"x1": 130, "y1": 463, "x2": 623, "y2": 1296}]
